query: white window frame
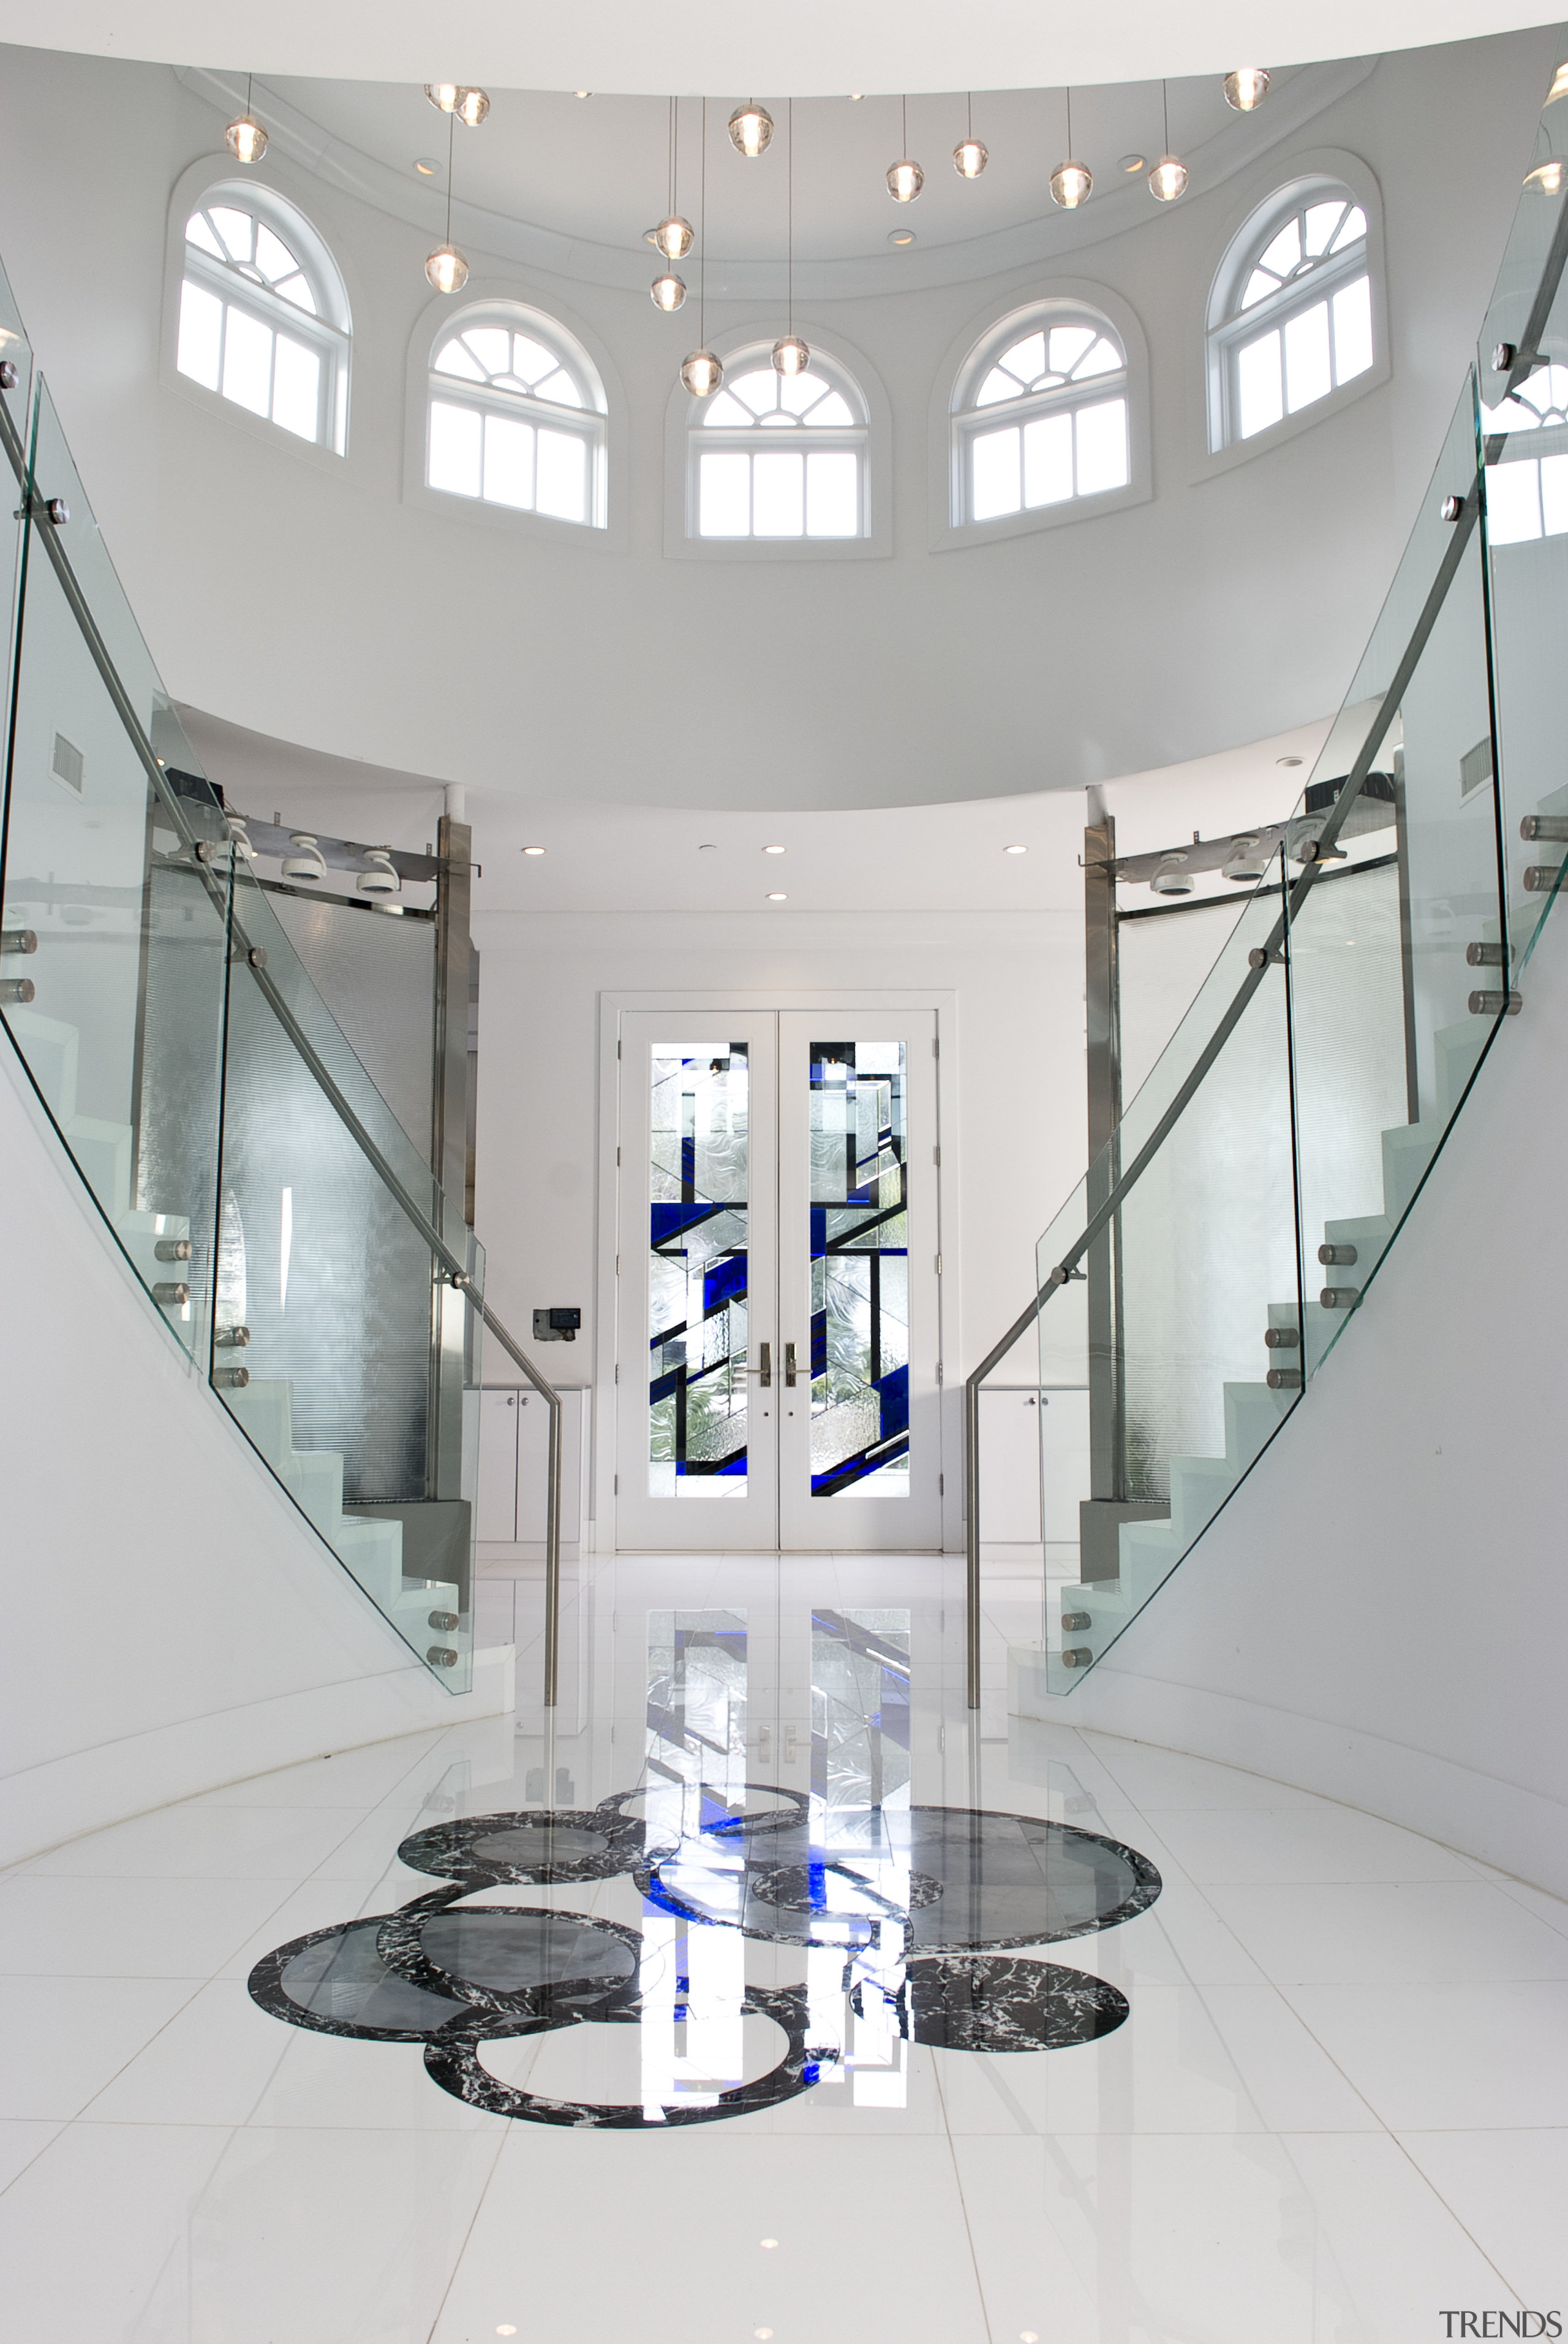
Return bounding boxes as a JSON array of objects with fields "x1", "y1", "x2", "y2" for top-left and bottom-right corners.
[
  {"x1": 166, "y1": 174, "x2": 350, "y2": 456},
  {"x1": 423, "y1": 300, "x2": 608, "y2": 531},
  {"x1": 1199, "y1": 154, "x2": 1389, "y2": 469},
  {"x1": 930, "y1": 286, "x2": 1152, "y2": 553},
  {"x1": 663, "y1": 325, "x2": 891, "y2": 564}
]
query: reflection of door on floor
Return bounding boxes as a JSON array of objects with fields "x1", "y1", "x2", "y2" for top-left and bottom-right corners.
[{"x1": 613, "y1": 1010, "x2": 943, "y2": 1552}]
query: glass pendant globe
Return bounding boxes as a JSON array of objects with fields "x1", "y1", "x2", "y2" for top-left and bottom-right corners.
[
  {"x1": 1222, "y1": 66, "x2": 1270, "y2": 112},
  {"x1": 425, "y1": 83, "x2": 462, "y2": 112},
  {"x1": 952, "y1": 137, "x2": 988, "y2": 179},
  {"x1": 728, "y1": 104, "x2": 774, "y2": 158},
  {"x1": 650, "y1": 271, "x2": 687, "y2": 312},
  {"x1": 225, "y1": 115, "x2": 268, "y2": 164},
  {"x1": 654, "y1": 214, "x2": 695, "y2": 260},
  {"x1": 1148, "y1": 154, "x2": 1189, "y2": 202},
  {"x1": 772, "y1": 335, "x2": 810, "y2": 377},
  {"x1": 456, "y1": 87, "x2": 490, "y2": 127},
  {"x1": 681, "y1": 349, "x2": 724, "y2": 396},
  {"x1": 887, "y1": 158, "x2": 924, "y2": 203},
  {"x1": 1049, "y1": 158, "x2": 1092, "y2": 208},
  {"x1": 426, "y1": 243, "x2": 469, "y2": 295}
]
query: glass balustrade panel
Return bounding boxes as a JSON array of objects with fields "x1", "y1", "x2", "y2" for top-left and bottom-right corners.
[
  {"x1": 0, "y1": 382, "x2": 231, "y2": 1359},
  {"x1": 0, "y1": 253, "x2": 33, "y2": 750},
  {"x1": 1287, "y1": 380, "x2": 1502, "y2": 1374}
]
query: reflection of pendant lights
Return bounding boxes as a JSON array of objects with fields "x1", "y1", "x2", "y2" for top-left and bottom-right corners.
[
  {"x1": 426, "y1": 114, "x2": 470, "y2": 292},
  {"x1": 1149, "y1": 82, "x2": 1188, "y2": 202},
  {"x1": 1049, "y1": 86, "x2": 1091, "y2": 208},
  {"x1": 652, "y1": 98, "x2": 690, "y2": 308},
  {"x1": 728, "y1": 100, "x2": 773, "y2": 158},
  {"x1": 1223, "y1": 66, "x2": 1271, "y2": 112},
  {"x1": 887, "y1": 96, "x2": 924, "y2": 202},
  {"x1": 953, "y1": 92, "x2": 987, "y2": 178},
  {"x1": 772, "y1": 103, "x2": 810, "y2": 378},
  {"x1": 680, "y1": 99, "x2": 723, "y2": 396},
  {"x1": 226, "y1": 74, "x2": 268, "y2": 164}
]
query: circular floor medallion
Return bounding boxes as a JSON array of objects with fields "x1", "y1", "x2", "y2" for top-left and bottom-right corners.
[{"x1": 853, "y1": 1954, "x2": 1129, "y2": 2051}]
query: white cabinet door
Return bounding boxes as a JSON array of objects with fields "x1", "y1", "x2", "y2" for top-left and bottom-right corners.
[{"x1": 475, "y1": 1389, "x2": 519, "y2": 1540}]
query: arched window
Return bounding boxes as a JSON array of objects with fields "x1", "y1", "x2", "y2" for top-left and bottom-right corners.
[
  {"x1": 690, "y1": 350, "x2": 867, "y2": 540},
  {"x1": 1209, "y1": 184, "x2": 1373, "y2": 445},
  {"x1": 426, "y1": 304, "x2": 607, "y2": 529},
  {"x1": 951, "y1": 307, "x2": 1130, "y2": 527},
  {"x1": 176, "y1": 189, "x2": 349, "y2": 451}
]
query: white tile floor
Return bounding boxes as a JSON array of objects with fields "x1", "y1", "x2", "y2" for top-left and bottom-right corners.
[{"x1": 2, "y1": 1549, "x2": 1562, "y2": 2343}]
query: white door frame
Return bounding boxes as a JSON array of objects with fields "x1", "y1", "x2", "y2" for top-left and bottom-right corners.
[{"x1": 592, "y1": 989, "x2": 963, "y2": 1554}]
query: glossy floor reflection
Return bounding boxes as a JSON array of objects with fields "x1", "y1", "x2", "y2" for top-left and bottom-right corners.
[{"x1": 3, "y1": 1550, "x2": 1564, "y2": 2341}]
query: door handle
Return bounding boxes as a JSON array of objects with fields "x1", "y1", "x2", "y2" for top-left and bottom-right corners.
[
  {"x1": 741, "y1": 1340, "x2": 772, "y2": 1388},
  {"x1": 785, "y1": 1341, "x2": 798, "y2": 1387}
]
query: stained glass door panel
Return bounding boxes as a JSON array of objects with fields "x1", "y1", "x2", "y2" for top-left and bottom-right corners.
[
  {"x1": 614, "y1": 1016, "x2": 780, "y2": 1551},
  {"x1": 777, "y1": 1014, "x2": 943, "y2": 1551}
]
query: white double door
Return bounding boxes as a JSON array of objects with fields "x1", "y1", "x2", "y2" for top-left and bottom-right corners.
[{"x1": 614, "y1": 1008, "x2": 942, "y2": 1551}]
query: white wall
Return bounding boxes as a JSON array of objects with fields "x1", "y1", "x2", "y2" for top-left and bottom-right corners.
[
  {"x1": 1015, "y1": 904, "x2": 1568, "y2": 1899},
  {"x1": 0, "y1": 1038, "x2": 510, "y2": 1867},
  {"x1": 471, "y1": 904, "x2": 1084, "y2": 1535},
  {"x1": 0, "y1": 32, "x2": 1554, "y2": 812}
]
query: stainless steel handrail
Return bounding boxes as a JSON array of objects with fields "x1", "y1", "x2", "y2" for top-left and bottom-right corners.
[{"x1": 453, "y1": 1283, "x2": 564, "y2": 1709}]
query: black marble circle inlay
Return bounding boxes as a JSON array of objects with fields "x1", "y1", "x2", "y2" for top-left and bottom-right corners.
[{"x1": 853, "y1": 1955, "x2": 1129, "y2": 2052}]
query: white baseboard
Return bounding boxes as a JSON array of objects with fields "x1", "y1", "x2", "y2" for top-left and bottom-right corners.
[
  {"x1": 1010, "y1": 1645, "x2": 1568, "y2": 1901},
  {"x1": 1, "y1": 1644, "x2": 516, "y2": 1870}
]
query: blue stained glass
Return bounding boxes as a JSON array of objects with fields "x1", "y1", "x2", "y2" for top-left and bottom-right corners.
[
  {"x1": 807, "y1": 1042, "x2": 910, "y2": 1497},
  {"x1": 648, "y1": 1045, "x2": 750, "y2": 1497}
]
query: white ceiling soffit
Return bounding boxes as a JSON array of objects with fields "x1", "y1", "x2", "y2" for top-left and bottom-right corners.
[{"x1": 1, "y1": 0, "x2": 1561, "y2": 96}]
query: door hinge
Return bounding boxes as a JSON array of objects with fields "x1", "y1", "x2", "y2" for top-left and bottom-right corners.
[
  {"x1": 616, "y1": 1146, "x2": 621, "y2": 1166},
  {"x1": 936, "y1": 1360, "x2": 943, "y2": 1383},
  {"x1": 614, "y1": 1473, "x2": 619, "y2": 1495},
  {"x1": 615, "y1": 1255, "x2": 620, "y2": 1276},
  {"x1": 614, "y1": 1363, "x2": 619, "y2": 1383},
  {"x1": 933, "y1": 1144, "x2": 941, "y2": 1166},
  {"x1": 932, "y1": 1035, "x2": 940, "y2": 1059},
  {"x1": 940, "y1": 1472, "x2": 944, "y2": 1495},
  {"x1": 617, "y1": 1040, "x2": 622, "y2": 1059},
  {"x1": 935, "y1": 1253, "x2": 943, "y2": 1274}
]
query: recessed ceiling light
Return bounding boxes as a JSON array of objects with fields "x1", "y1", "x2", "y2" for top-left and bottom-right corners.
[
  {"x1": 763, "y1": 844, "x2": 785, "y2": 855},
  {"x1": 1276, "y1": 755, "x2": 1303, "y2": 767},
  {"x1": 888, "y1": 229, "x2": 917, "y2": 247},
  {"x1": 849, "y1": 93, "x2": 865, "y2": 102},
  {"x1": 497, "y1": 2329, "x2": 518, "y2": 2338},
  {"x1": 522, "y1": 845, "x2": 546, "y2": 856},
  {"x1": 760, "y1": 2237, "x2": 779, "y2": 2248},
  {"x1": 413, "y1": 157, "x2": 442, "y2": 178},
  {"x1": 1004, "y1": 843, "x2": 1028, "y2": 855},
  {"x1": 1117, "y1": 152, "x2": 1147, "y2": 175},
  {"x1": 575, "y1": 90, "x2": 591, "y2": 99},
  {"x1": 766, "y1": 891, "x2": 788, "y2": 902}
]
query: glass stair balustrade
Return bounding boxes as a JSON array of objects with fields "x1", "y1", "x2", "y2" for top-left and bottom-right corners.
[{"x1": 0, "y1": 336, "x2": 483, "y2": 1693}]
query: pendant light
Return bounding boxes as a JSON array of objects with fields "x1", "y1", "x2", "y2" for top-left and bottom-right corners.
[
  {"x1": 425, "y1": 83, "x2": 462, "y2": 112},
  {"x1": 1049, "y1": 86, "x2": 1091, "y2": 208},
  {"x1": 772, "y1": 104, "x2": 809, "y2": 377},
  {"x1": 651, "y1": 97, "x2": 690, "y2": 308},
  {"x1": 680, "y1": 99, "x2": 723, "y2": 396},
  {"x1": 1149, "y1": 83, "x2": 1188, "y2": 202},
  {"x1": 225, "y1": 74, "x2": 268, "y2": 165},
  {"x1": 728, "y1": 100, "x2": 774, "y2": 158},
  {"x1": 887, "y1": 96, "x2": 924, "y2": 202},
  {"x1": 1223, "y1": 67, "x2": 1271, "y2": 112},
  {"x1": 953, "y1": 92, "x2": 987, "y2": 179},
  {"x1": 356, "y1": 848, "x2": 401, "y2": 897},
  {"x1": 456, "y1": 87, "x2": 489, "y2": 127},
  {"x1": 426, "y1": 112, "x2": 469, "y2": 293},
  {"x1": 281, "y1": 833, "x2": 326, "y2": 883}
]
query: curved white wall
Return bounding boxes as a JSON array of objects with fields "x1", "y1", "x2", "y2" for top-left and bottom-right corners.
[
  {"x1": 0, "y1": 1040, "x2": 510, "y2": 1867},
  {"x1": 0, "y1": 31, "x2": 1555, "y2": 811},
  {"x1": 1016, "y1": 906, "x2": 1568, "y2": 1900}
]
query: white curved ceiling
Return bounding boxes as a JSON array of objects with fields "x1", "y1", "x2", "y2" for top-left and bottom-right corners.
[{"x1": 1, "y1": 0, "x2": 1559, "y2": 96}]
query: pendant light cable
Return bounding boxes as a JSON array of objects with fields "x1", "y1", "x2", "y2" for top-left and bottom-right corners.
[
  {"x1": 1162, "y1": 78, "x2": 1170, "y2": 155},
  {"x1": 445, "y1": 110, "x2": 454, "y2": 246},
  {"x1": 967, "y1": 90, "x2": 973, "y2": 141},
  {"x1": 1066, "y1": 84, "x2": 1073, "y2": 154},
  {"x1": 787, "y1": 98, "x2": 794, "y2": 339},
  {"x1": 699, "y1": 96, "x2": 707, "y2": 349}
]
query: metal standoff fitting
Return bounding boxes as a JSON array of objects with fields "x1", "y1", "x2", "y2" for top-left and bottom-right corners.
[
  {"x1": 1247, "y1": 947, "x2": 1272, "y2": 970},
  {"x1": 0, "y1": 928, "x2": 37, "y2": 956},
  {"x1": 1318, "y1": 1242, "x2": 1358, "y2": 1266},
  {"x1": 1523, "y1": 865, "x2": 1564, "y2": 893},
  {"x1": 1061, "y1": 1646, "x2": 1095, "y2": 1669},
  {"x1": 448, "y1": 1269, "x2": 472, "y2": 1290},
  {"x1": 151, "y1": 1280, "x2": 190, "y2": 1306},
  {"x1": 213, "y1": 1364, "x2": 250, "y2": 1390},
  {"x1": 0, "y1": 360, "x2": 15, "y2": 390},
  {"x1": 43, "y1": 495, "x2": 68, "y2": 526},
  {"x1": 1320, "y1": 1285, "x2": 1360, "y2": 1309},
  {"x1": 1492, "y1": 340, "x2": 1518, "y2": 371},
  {"x1": 214, "y1": 1324, "x2": 251, "y2": 1347},
  {"x1": 195, "y1": 839, "x2": 219, "y2": 864},
  {"x1": 154, "y1": 1237, "x2": 192, "y2": 1262},
  {"x1": 1466, "y1": 940, "x2": 1512, "y2": 966},
  {"x1": 1468, "y1": 988, "x2": 1523, "y2": 1015},
  {"x1": 247, "y1": 946, "x2": 267, "y2": 969},
  {"x1": 426, "y1": 1646, "x2": 459, "y2": 1668},
  {"x1": 0, "y1": 977, "x2": 34, "y2": 1004},
  {"x1": 1267, "y1": 1366, "x2": 1304, "y2": 1389},
  {"x1": 428, "y1": 1609, "x2": 459, "y2": 1633},
  {"x1": 1264, "y1": 1325, "x2": 1300, "y2": 1348},
  {"x1": 1521, "y1": 813, "x2": 1568, "y2": 842},
  {"x1": 1439, "y1": 492, "x2": 1464, "y2": 522},
  {"x1": 1060, "y1": 1611, "x2": 1092, "y2": 1633}
]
